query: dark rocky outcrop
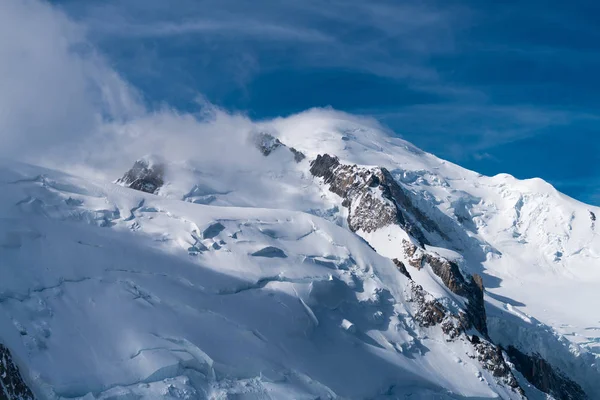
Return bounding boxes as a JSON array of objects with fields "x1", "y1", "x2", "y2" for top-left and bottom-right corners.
[
  {"x1": 117, "y1": 159, "x2": 165, "y2": 194},
  {"x1": 308, "y1": 154, "x2": 341, "y2": 186},
  {"x1": 408, "y1": 281, "x2": 465, "y2": 340},
  {"x1": 253, "y1": 132, "x2": 283, "y2": 156},
  {"x1": 252, "y1": 132, "x2": 306, "y2": 162},
  {"x1": 309, "y1": 154, "x2": 448, "y2": 246},
  {"x1": 289, "y1": 147, "x2": 306, "y2": 163},
  {"x1": 0, "y1": 344, "x2": 35, "y2": 400},
  {"x1": 472, "y1": 341, "x2": 522, "y2": 392},
  {"x1": 407, "y1": 283, "x2": 523, "y2": 394},
  {"x1": 408, "y1": 282, "x2": 448, "y2": 329},
  {"x1": 402, "y1": 240, "x2": 487, "y2": 336},
  {"x1": 506, "y1": 346, "x2": 587, "y2": 400},
  {"x1": 392, "y1": 258, "x2": 412, "y2": 280}
]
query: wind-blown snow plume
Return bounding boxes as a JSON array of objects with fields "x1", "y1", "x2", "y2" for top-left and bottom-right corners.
[
  {"x1": 0, "y1": 0, "x2": 142, "y2": 162},
  {"x1": 0, "y1": 0, "x2": 394, "y2": 183}
]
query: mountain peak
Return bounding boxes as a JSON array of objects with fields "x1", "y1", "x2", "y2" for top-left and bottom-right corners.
[
  {"x1": 0, "y1": 118, "x2": 598, "y2": 399},
  {"x1": 116, "y1": 155, "x2": 166, "y2": 194}
]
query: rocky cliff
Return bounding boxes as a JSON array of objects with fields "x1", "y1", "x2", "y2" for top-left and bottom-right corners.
[
  {"x1": 0, "y1": 344, "x2": 34, "y2": 400},
  {"x1": 116, "y1": 158, "x2": 165, "y2": 194}
]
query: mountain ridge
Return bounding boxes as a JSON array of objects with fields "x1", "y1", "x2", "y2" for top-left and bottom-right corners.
[{"x1": 107, "y1": 120, "x2": 600, "y2": 398}]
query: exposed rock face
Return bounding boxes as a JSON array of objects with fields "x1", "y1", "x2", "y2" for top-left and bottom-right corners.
[
  {"x1": 253, "y1": 132, "x2": 283, "y2": 156},
  {"x1": 310, "y1": 153, "x2": 488, "y2": 336},
  {"x1": 252, "y1": 132, "x2": 306, "y2": 162},
  {"x1": 309, "y1": 154, "x2": 448, "y2": 245},
  {"x1": 506, "y1": 346, "x2": 587, "y2": 400},
  {"x1": 407, "y1": 282, "x2": 449, "y2": 329},
  {"x1": 392, "y1": 258, "x2": 412, "y2": 280},
  {"x1": 117, "y1": 159, "x2": 165, "y2": 194},
  {"x1": 289, "y1": 147, "x2": 306, "y2": 163},
  {"x1": 309, "y1": 153, "x2": 585, "y2": 398},
  {"x1": 471, "y1": 340, "x2": 522, "y2": 392},
  {"x1": 406, "y1": 283, "x2": 523, "y2": 395},
  {"x1": 403, "y1": 240, "x2": 488, "y2": 336},
  {"x1": 0, "y1": 344, "x2": 35, "y2": 400}
]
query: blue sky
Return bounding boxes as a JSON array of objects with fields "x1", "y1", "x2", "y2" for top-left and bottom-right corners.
[{"x1": 50, "y1": 0, "x2": 600, "y2": 204}]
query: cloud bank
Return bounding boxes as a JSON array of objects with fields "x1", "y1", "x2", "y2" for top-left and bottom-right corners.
[
  {"x1": 0, "y1": 0, "x2": 393, "y2": 180},
  {"x1": 0, "y1": 0, "x2": 143, "y2": 161}
]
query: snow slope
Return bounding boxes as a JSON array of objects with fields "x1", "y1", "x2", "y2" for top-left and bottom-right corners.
[
  {"x1": 0, "y1": 109, "x2": 598, "y2": 399},
  {"x1": 278, "y1": 112, "x2": 600, "y2": 397},
  {"x1": 142, "y1": 109, "x2": 600, "y2": 365},
  {"x1": 0, "y1": 161, "x2": 527, "y2": 399}
]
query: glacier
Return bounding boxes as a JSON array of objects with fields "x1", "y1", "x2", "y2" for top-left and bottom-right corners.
[{"x1": 0, "y1": 109, "x2": 598, "y2": 399}]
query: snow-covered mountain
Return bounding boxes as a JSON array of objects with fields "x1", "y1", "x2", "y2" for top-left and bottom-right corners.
[{"x1": 0, "y1": 111, "x2": 598, "y2": 399}]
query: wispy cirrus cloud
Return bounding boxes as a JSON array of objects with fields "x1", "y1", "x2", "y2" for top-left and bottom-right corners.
[
  {"x1": 51, "y1": 0, "x2": 600, "y2": 151},
  {"x1": 55, "y1": 0, "x2": 464, "y2": 82},
  {"x1": 375, "y1": 104, "x2": 600, "y2": 161},
  {"x1": 91, "y1": 19, "x2": 335, "y2": 43}
]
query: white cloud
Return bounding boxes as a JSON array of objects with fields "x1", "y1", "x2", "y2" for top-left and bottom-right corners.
[
  {"x1": 0, "y1": 0, "x2": 389, "y2": 181},
  {"x1": 0, "y1": 0, "x2": 142, "y2": 163}
]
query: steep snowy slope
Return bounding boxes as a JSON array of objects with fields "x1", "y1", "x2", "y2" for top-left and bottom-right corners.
[
  {"x1": 1, "y1": 109, "x2": 598, "y2": 399},
  {"x1": 280, "y1": 114, "x2": 600, "y2": 399},
  {"x1": 108, "y1": 109, "x2": 600, "y2": 398},
  {"x1": 0, "y1": 161, "x2": 530, "y2": 399}
]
